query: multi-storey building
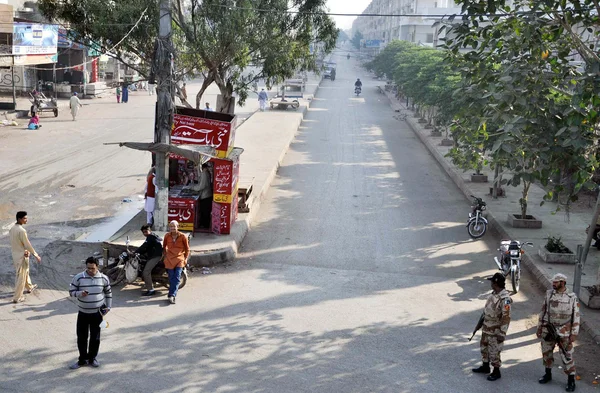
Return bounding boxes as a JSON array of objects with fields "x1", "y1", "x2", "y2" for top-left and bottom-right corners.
[{"x1": 352, "y1": 0, "x2": 462, "y2": 50}]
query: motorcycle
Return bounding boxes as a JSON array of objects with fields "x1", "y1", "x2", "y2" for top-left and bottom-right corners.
[
  {"x1": 355, "y1": 86, "x2": 361, "y2": 96},
  {"x1": 467, "y1": 195, "x2": 487, "y2": 238},
  {"x1": 102, "y1": 237, "x2": 188, "y2": 289},
  {"x1": 347, "y1": 54, "x2": 350, "y2": 60},
  {"x1": 493, "y1": 240, "x2": 533, "y2": 293}
]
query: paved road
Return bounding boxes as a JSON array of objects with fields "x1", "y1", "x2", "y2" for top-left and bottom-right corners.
[{"x1": 0, "y1": 55, "x2": 597, "y2": 392}]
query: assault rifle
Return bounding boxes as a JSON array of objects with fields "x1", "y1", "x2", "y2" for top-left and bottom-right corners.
[
  {"x1": 544, "y1": 324, "x2": 570, "y2": 360},
  {"x1": 469, "y1": 313, "x2": 485, "y2": 341}
]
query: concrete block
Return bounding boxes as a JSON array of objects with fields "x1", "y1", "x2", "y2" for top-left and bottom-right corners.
[
  {"x1": 507, "y1": 213, "x2": 543, "y2": 229},
  {"x1": 538, "y1": 245, "x2": 577, "y2": 264},
  {"x1": 580, "y1": 286, "x2": 600, "y2": 309}
]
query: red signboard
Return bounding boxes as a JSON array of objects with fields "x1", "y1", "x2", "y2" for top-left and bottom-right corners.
[
  {"x1": 172, "y1": 113, "x2": 236, "y2": 157},
  {"x1": 212, "y1": 155, "x2": 240, "y2": 199},
  {"x1": 168, "y1": 197, "x2": 197, "y2": 231},
  {"x1": 211, "y1": 199, "x2": 238, "y2": 235}
]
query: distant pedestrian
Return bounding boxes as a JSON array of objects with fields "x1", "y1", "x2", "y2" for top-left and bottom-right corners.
[
  {"x1": 162, "y1": 221, "x2": 189, "y2": 304},
  {"x1": 69, "y1": 92, "x2": 82, "y2": 121},
  {"x1": 181, "y1": 83, "x2": 187, "y2": 100},
  {"x1": 537, "y1": 273, "x2": 580, "y2": 392},
  {"x1": 9, "y1": 211, "x2": 41, "y2": 303},
  {"x1": 205, "y1": 102, "x2": 213, "y2": 111},
  {"x1": 69, "y1": 257, "x2": 112, "y2": 370},
  {"x1": 472, "y1": 273, "x2": 511, "y2": 381},
  {"x1": 121, "y1": 83, "x2": 129, "y2": 103},
  {"x1": 144, "y1": 167, "x2": 156, "y2": 226},
  {"x1": 116, "y1": 86, "x2": 121, "y2": 103},
  {"x1": 148, "y1": 83, "x2": 154, "y2": 96},
  {"x1": 258, "y1": 88, "x2": 268, "y2": 111}
]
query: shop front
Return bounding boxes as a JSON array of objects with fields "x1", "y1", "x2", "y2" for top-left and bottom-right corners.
[{"x1": 168, "y1": 106, "x2": 242, "y2": 235}]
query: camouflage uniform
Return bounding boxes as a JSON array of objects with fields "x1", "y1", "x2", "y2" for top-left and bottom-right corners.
[
  {"x1": 480, "y1": 288, "x2": 512, "y2": 367},
  {"x1": 537, "y1": 289, "x2": 580, "y2": 375}
]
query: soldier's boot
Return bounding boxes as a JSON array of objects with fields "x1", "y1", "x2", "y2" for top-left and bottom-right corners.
[
  {"x1": 472, "y1": 362, "x2": 490, "y2": 373},
  {"x1": 487, "y1": 367, "x2": 501, "y2": 381},
  {"x1": 538, "y1": 368, "x2": 552, "y2": 384},
  {"x1": 565, "y1": 375, "x2": 576, "y2": 392}
]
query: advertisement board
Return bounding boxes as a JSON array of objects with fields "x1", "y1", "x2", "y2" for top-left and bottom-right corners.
[
  {"x1": 168, "y1": 197, "x2": 197, "y2": 232},
  {"x1": 13, "y1": 23, "x2": 58, "y2": 55},
  {"x1": 365, "y1": 40, "x2": 383, "y2": 48}
]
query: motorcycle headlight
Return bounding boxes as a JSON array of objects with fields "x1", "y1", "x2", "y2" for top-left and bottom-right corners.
[{"x1": 510, "y1": 250, "x2": 519, "y2": 256}]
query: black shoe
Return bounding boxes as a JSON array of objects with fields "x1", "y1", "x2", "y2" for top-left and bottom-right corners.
[
  {"x1": 539, "y1": 368, "x2": 552, "y2": 384},
  {"x1": 487, "y1": 367, "x2": 501, "y2": 381},
  {"x1": 566, "y1": 375, "x2": 576, "y2": 392},
  {"x1": 472, "y1": 362, "x2": 490, "y2": 373},
  {"x1": 142, "y1": 289, "x2": 156, "y2": 296}
]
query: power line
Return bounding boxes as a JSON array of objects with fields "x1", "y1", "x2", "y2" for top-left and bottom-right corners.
[{"x1": 214, "y1": 4, "x2": 594, "y2": 18}]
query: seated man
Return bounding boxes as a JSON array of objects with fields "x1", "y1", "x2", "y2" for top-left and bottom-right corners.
[{"x1": 136, "y1": 224, "x2": 163, "y2": 296}]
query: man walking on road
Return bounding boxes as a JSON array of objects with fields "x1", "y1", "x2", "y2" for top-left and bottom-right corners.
[
  {"x1": 472, "y1": 272, "x2": 512, "y2": 381},
  {"x1": 9, "y1": 211, "x2": 42, "y2": 303},
  {"x1": 258, "y1": 88, "x2": 268, "y2": 111},
  {"x1": 137, "y1": 224, "x2": 163, "y2": 296},
  {"x1": 69, "y1": 257, "x2": 112, "y2": 369},
  {"x1": 162, "y1": 221, "x2": 189, "y2": 304},
  {"x1": 69, "y1": 92, "x2": 82, "y2": 121},
  {"x1": 537, "y1": 273, "x2": 580, "y2": 392}
]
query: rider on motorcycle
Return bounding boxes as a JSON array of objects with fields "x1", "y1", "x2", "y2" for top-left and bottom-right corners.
[
  {"x1": 136, "y1": 224, "x2": 163, "y2": 296},
  {"x1": 347, "y1": 54, "x2": 350, "y2": 59},
  {"x1": 355, "y1": 78, "x2": 362, "y2": 88}
]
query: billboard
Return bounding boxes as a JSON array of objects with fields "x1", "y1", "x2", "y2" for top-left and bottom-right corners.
[
  {"x1": 13, "y1": 23, "x2": 58, "y2": 55},
  {"x1": 365, "y1": 39, "x2": 383, "y2": 48}
]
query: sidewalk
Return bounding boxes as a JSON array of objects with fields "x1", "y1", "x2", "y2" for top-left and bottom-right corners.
[
  {"x1": 107, "y1": 73, "x2": 323, "y2": 265},
  {"x1": 381, "y1": 88, "x2": 600, "y2": 342}
]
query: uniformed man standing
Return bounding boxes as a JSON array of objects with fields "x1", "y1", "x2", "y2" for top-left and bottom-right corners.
[
  {"x1": 472, "y1": 272, "x2": 512, "y2": 381},
  {"x1": 537, "y1": 273, "x2": 580, "y2": 392}
]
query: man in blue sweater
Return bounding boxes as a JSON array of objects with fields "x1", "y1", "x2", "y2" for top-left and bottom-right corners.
[{"x1": 69, "y1": 257, "x2": 112, "y2": 369}]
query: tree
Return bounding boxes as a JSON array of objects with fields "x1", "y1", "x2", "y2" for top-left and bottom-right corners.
[
  {"x1": 442, "y1": 0, "x2": 599, "y2": 218},
  {"x1": 351, "y1": 30, "x2": 363, "y2": 50},
  {"x1": 365, "y1": 40, "x2": 412, "y2": 80},
  {"x1": 39, "y1": 0, "x2": 337, "y2": 112}
]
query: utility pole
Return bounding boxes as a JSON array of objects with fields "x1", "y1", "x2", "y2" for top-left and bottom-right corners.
[{"x1": 153, "y1": 0, "x2": 174, "y2": 231}]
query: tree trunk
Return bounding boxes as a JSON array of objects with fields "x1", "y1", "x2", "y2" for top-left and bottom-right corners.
[
  {"x1": 521, "y1": 181, "x2": 531, "y2": 218},
  {"x1": 195, "y1": 74, "x2": 214, "y2": 109}
]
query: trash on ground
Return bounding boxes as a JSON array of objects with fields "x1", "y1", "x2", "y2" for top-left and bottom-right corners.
[
  {"x1": 201, "y1": 267, "x2": 212, "y2": 275},
  {"x1": 122, "y1": 198, "x2": 132, "y2": 203}
]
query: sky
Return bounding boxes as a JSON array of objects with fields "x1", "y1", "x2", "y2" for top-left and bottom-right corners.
[{"x1": 327, "y1": 0, "x2": 372, "y2": 30}]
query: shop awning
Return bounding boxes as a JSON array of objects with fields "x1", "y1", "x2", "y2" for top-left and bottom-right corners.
[{"x1": 105, "y1": 142, "x2": 217, "y2": 165}]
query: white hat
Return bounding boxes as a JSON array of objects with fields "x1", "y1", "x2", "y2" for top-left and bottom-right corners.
[{"x1": 552, "y1": 273, "x2": 567, "y2": 282}]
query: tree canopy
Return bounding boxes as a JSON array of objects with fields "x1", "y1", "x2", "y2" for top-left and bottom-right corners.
[{"x1": 39, "y1": 0, "x2": 337, "y2": 112}]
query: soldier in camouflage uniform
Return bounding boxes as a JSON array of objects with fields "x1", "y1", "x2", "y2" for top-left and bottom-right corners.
[
  {"x1": 537, "y1": 273, "x2": 580, "y2": 392},
  {"x1": 472, "y1": 273, "x2": 512, "y2": 381}
]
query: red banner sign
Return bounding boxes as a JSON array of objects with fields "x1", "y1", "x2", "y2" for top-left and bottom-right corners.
[{"x1": 172, "y1": 113, "x2": 236, "y2": 155}]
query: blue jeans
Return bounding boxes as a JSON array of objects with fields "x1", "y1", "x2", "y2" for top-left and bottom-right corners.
[{"x1": 167, "y1": 267, "x2": 183, "y2": 297}]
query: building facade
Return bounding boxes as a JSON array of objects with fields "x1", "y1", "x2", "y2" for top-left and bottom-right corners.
[{"x1": 352, "y1": 0, "x2": 462, "y2": 51}]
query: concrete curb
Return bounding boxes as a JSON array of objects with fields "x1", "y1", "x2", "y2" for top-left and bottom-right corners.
[
  {"x1": 396, "y1": 100, "x2": 600, "y2": 343},
  {"x1": 188, "y1": 82, "x2": 321, "y2": 267}
]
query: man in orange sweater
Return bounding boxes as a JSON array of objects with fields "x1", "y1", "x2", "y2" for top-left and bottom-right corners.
[{"x1": 162, "y1": 220, "x2": 189, "y2": 304}]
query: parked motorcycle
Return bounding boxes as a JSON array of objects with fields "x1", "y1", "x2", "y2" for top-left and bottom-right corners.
[
  {"x1": 102, "y1": 238, "x2": 188, "y2": 289},
  {"x1": 493, "y1": 240, "x2": 533, "y2": 293},
  {"x1": 355, "y1": 86, "x2": 362, "y2": 96},
  {"x1": 467, "y1": 195, "x2": 488, "y2": 238}
]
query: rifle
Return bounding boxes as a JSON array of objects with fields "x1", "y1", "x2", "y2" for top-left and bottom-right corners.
[
  {"x1": 469, "y1": 313, "x2": 485, "y2": 341},
  {"x1": 544, "y1": 324, "x2": 570, "y2": 360}
]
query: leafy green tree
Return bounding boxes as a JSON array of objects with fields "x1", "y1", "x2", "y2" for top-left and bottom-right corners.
[
  {"x1": 39, "y1": 0, "x2": 337, "y2": 112},
  {"x1": 351, "y1": 30, "x2": 363, "y2": 50},
  {"x1": 365, "y1": 40, "x2": 412, "y2": 80},
  {"x1": 442, "y1": 0, "x2": 599, "y2": 217}
]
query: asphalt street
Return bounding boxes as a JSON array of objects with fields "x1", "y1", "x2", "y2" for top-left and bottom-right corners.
[{"x1": 0, "y1": 55, "x2": 598, "y2": 392}]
